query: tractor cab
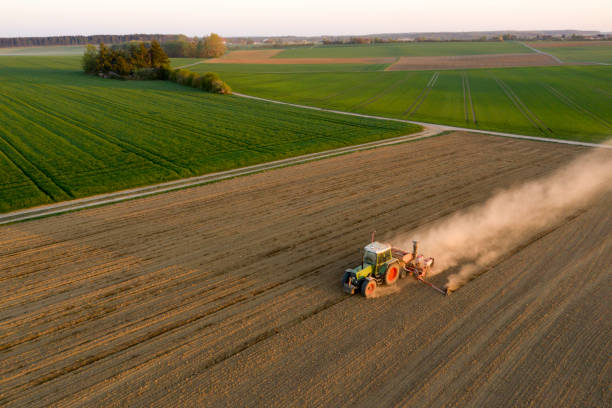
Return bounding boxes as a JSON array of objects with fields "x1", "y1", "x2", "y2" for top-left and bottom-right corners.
[
  {"x1": 343, "y1": 241, "x2": 401, "y2": 296},
  {"x1": 363, "y1": 241, "x2": 392, "y2": 275}
]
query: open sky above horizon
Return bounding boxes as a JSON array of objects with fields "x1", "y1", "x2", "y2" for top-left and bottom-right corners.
[{"x1": 2, "y1": 0, "x2": 610, "y2": 37}]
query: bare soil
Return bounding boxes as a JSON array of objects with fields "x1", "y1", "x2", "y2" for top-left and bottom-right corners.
[
  {"x1": 1, "y1": 132, "x2": 610, "y2": 407},
  {"x1": 386, "y1": 53, "x2": 560, "y2": 71}
]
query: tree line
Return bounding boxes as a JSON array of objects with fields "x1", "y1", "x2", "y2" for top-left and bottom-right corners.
[
  {"x1": 0, "y1": 33, "x2": 227, "y2": 59},
  {"x1": 0, "y1": 34, "x2": 180, "y2": 48}
]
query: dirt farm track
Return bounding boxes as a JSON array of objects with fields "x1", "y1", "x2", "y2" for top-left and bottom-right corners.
[{"x1": 1, "y1": 132, "x2": 610, "y2": 407}]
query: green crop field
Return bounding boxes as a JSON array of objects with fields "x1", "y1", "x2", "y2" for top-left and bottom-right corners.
[
  {"x1": 218, "y1": 65, "x2": 612, "y2": 141},
  {"x1": 186, "y1": 62, "x2": 391, "y2": 73},
  {"x1": 0, "y1": 45, "x2": 86, "y2": 56},
  {"x1": 528, "y1": 43, "x2": 612, "y2": 64},
  {"x1": 0, "y1": 56, "x2": 420, "y2": 213},
  {"x1": 275, "y1": 41, "x2": 533, "y2": 58}
]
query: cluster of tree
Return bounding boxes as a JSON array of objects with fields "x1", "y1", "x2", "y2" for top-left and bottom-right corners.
[
  {"x1": 81, "y1": 43, "x2": 231, "y2": 94},
  {"x1": 0, "y1": 34, "x2": 180, "y2": 48},
  {"x1": 169, "y1": 69, "x2": 231, "y2": 94},
  {"x1": 82, "y1": 41, "x2": 169, "y2": 78},
  {"x1": 162, "y1": 33, "x2": 226, "y2": 58}
]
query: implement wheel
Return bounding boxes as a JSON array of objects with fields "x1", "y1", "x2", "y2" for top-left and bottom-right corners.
[
  {"x1": 384, "y1": 262, "x2": 400, "y2": 285},
  {"x1": 360, "y1": 278, "x2": 377, "y2": 298}
]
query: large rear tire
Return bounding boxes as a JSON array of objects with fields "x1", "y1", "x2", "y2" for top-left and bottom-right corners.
[
  {"x1": 360, "y1": 278, "x2": 377, "y2": 298},
  {"x1": 384, "y1": 262, "x2": 400, "y2": 285}
]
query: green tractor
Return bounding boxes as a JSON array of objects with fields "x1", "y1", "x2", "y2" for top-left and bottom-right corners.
[
  {"x1": 342, "y1": 241, "x2": 402, "y2": 298},
  {"x1": 343, "y1": 239, "x2": 445, "y2": 297}
]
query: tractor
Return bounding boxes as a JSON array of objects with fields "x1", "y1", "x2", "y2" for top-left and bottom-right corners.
[{"x1": 342, "y1": 239, "x2": 446, "y2": 297}]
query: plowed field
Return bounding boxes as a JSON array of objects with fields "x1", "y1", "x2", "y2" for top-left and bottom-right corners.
[{"x1": 1, "y1": 132, "x2": 610, "y2": 407}]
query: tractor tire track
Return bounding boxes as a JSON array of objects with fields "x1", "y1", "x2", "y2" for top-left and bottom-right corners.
[
  {"x1": 0, "y1": 135, "x2": 57, "y2": 202},
  {"x1": 351, "y1": 75, "x2": 411, "y2": 110},
  {"x1": 462, "y1": 73, "x2": 468, "y2": 122},
  {"x1": 463, "y1": 73, "x2": 477, "y2": 124},
  {"x1": 495, "y1": 77, "x2": 551, "y2": 136},
  {"x1": 404, "y1": 72, "x2": 439, "y2": 116},
  {"x1": 543, "y1": 84, "x2": 611, "y2": 129},
  {"x1": 0, "y1": 126, "x2": 71, "y2": 201},
  {"x1": 0, "y1": 90, "x2": 187, "y2": 177}
]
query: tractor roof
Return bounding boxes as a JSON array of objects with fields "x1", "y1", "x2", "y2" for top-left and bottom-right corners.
[{"x1": 364, "y1": 241, "x2": 391, "y2": 254}]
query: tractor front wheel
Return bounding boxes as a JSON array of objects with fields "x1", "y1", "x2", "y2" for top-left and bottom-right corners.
[
  {"x1": 360, "y1": 278, "x2": 377, "y2": 298},
  {"x1": 384, "y1": 262, "x2": 400, "y2": 285},
  {"x1": 342, "y1": 271, "x2": 351, "y2": 286}
]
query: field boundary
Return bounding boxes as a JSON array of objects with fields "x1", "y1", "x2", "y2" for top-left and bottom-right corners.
[{"x1": 520, "y1": 42, "x2": 563, "y2": 64}]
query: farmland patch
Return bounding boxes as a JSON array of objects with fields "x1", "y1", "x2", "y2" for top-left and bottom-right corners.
[
  {"x1": 385, "y1": 53, "x2": 559, "y2": 71},
  {"x1": 0, "y1": 56, "x2": 419, "y2": 212}
]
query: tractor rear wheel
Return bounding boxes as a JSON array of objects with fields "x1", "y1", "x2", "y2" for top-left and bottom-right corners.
[
  {"x1": 360, "y1": 278, "x2": 377, "y2": 298},
  {"x1": 384, "y1": 262, "x2": 400, "y2": 285}
]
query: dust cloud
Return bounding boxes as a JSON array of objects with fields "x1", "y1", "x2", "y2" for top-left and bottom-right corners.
[{"x1": 396, "y1": 143, "x2": 612, "y2": 293}]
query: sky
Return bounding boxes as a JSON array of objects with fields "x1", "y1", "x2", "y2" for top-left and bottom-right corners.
[{"x1": 2, "y1": 0, "x2": 610, "y2": 37}]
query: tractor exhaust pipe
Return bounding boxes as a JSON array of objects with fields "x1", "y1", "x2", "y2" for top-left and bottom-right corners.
[{"x1": 412, "y1": 240, "x2": 419, "y2": 258}]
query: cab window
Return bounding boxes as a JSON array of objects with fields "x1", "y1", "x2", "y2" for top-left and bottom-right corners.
[
  {"x1": 364, "y1": 251, "x2": 377, "y2": 265},
  {"x1": 378, "y1": 251, "x2": 390, "y2": 264}
]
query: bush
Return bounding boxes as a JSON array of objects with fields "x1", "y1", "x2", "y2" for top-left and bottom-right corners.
[
  {"x1": 175, "y1": 69, "x2": 188, "y2": 85},
  {"x1": 176, "y1": 70, "x2": 196, "y2": 86},
  {"x1": 165, "y1": 67, "x2": 230, "y2": 94},
  {"x1": 200, "y1": 72, "x2": 221, "y2": 91},
  {"x1": 192, "y1": 74, "x2": 203, "y2": 89},
  {"x1": 134, "y1": 68, "x2": 160, "y2": 80},
  {"x1": 211, "y1": 79, "x2": 232, "y2": 94},
  {"x1": 158, "y1": 66, "x2": 171, "y2": 80}
]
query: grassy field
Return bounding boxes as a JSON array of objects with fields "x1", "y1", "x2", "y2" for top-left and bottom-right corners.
[
  {"x1": 275, "y1": 41, "x2": 532, "y2": 58},
  {"x1": 0, "y1": 45, "x2": 86, "y2": 56},
  {"x1": 186, "y1": 62, "x2": 391, "y2": 73},
  {"x1": 528, "y1": 43, "x2": 612, "y2": 64},
  {"x1": 0, "y1": 56, "x2": 420, "y2": 213},
  {"x1": 217, "y1": 65, "x2": 611, "y2": 141}
]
